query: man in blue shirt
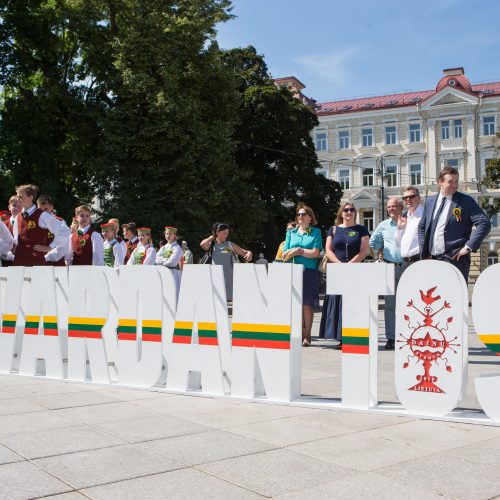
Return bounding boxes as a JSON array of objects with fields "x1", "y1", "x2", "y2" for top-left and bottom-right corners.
[{"x1": 369, "y1": 197, "x2": 403, "y2": 350}]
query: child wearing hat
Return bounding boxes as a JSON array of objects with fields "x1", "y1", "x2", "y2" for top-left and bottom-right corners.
[
  {"x1": 101, "y1": 222, "x2": 124, "y2": 268},
  {"x1": 156, "y1": 226, "x2": 183, "y2": 269},
  {"x1": 127, "y1": 228, "x2": 156, "y2": 265}
]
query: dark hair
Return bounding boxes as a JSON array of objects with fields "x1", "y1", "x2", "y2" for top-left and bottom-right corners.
[
  {"x1": 37, "y1": 194, "x2": 53, "y2": 206},
  {"x1": 212, "y1": 222, "x2": 229, "y2": 237},
  {"x1": 438, "y1": 166, "x2": 459, "y2": 181},
  {"x1": 122, "y1": 222, "x2": 138, "y2": 236},
  {"x1": 403, "y1": 186, "x2": 420, "y2": 196}
]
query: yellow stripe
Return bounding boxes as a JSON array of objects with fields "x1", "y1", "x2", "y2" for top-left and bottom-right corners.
[
  {"x1": 198, "y1": 322, "x2": 216, "y2": 330},
  {"x1": 175, "y1": 321, "x2": 193, "y2": 329},
  {"x1": 142, "y1": 319, "x2": 162, "y2": 328},
  {"x1": 26, "y1": 315, "x2": 40, "y2": 323},
  {"x1": 479, "y1": 334, "x2": 500, "y2": 343},
  {"x1": 232, "y1": 323, "x2": 290, "y2": 334},
  {"x1": 118, "y1": 319, "x2": 137, "y2": 327},
  {"x1": 43, "y1": 316, "x2": 57, "y2": 323},
  {"x1": 2, "y1": 314, "x2": 17, "y2": 321},
  {"x1": 69, "y1": 317, "x2": 106, "y2": 325},
  {"x1": 342, "y1": 327, "x2": 370, "y2": 338}
]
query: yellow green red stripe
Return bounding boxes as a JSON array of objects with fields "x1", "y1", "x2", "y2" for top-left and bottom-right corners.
[
  {"x1": 342, "y1": 327, "x2": 369, "y2": 354},
  {"x1": 24, "y1": 315, "x2": 40, "y2": 335},
  {"x1": 173, "y1": 320, "x2": 193, "y2": 344},
  {"x1": 478, "y1": 334, "x2": 500, "y2": 356},
  {"x1": 2, "y1": 314, "x2": 17, "y2": 334},
  {"x1": 142, "y1": 319, "x2": 162, "y2": 342},
  {"x1": 198, "y1": 321, "x2": 218, "y2": 346},
  {"x1": 68, "y1": 316, "x2": 106, "y2": 339},
  {"x1": 232, "y1": 323, "x2": 290, "y2": 349},
  {"x1": 117, "y1": 318, "x2": 137, "y2": 341},
  {"x1": 42, "y1": 315, "x2": 59, "y2": 336}
]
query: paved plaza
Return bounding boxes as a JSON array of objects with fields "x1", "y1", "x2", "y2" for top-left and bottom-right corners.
[{"x1": 0, "y1": 311, "x2": 499, "y2": 499}]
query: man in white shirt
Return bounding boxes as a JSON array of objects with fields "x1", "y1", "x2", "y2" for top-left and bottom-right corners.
[{"x1": 395, "y1": 186, "x2": 423, "y2": 271}]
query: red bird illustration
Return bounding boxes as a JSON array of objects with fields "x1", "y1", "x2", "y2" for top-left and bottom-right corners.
[{"x1": 419, "y1": 286, "x2": 441, "y2": 305}]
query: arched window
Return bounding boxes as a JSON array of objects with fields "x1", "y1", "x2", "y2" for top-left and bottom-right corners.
[{"x1": 487, "y1": 251, "x2": 499, "y2": 266}]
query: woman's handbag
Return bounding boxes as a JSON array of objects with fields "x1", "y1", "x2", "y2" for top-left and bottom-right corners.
[
  {"x1": 200, "y1": 240, "x2": 215, "y2": 264},
  {"x1": 318, "y1": 226, "x2": 336, "y2": 274}
]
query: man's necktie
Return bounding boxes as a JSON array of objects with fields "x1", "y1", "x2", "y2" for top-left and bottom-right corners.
[
  {"x1": 21, "y1": 211, "x2": 29, "y2": 220},
  {"x1": 428, "y1": 197, "x2": 447, "y2": 254}
]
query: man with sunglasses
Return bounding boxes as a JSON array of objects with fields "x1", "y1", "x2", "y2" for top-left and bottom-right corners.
[
  {"x1": 395, "y1": 187, "x2": 423, "y2": 271},
  {"x1": 369, "y1": 197, "x2": 403, "y2": 350}
]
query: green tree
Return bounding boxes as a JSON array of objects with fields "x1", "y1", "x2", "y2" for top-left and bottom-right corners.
[
  {"x1": 480, "y1": 131, "x2": 500, "y2": 218},
  {"x1": 222, "y1": 46, "x2": 343, "y2": 258}
]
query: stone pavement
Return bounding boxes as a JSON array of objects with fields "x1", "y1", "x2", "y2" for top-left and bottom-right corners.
[{"x1": 0, "y1": 311, "x2": 500, "y2": 499}]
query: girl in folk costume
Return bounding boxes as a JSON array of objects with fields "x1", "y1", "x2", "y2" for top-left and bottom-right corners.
[
  {"x1": 156, "y1": 226, "x2": 183, "y2": 269},
  {"x1": 127, "y1": 228, "x2": 156, "y2": 265},
  {"x1": 101, "y1": 222, "x2": 124, "y2": 268},
  {"x1": 108, "y1": 218, "x2": 127, "y2": 256},
  {"x1": 67, "y1": 205, "x2": 104, "y2": 266}
]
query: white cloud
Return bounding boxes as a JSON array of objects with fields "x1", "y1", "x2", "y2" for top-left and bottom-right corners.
[{"x1": 295, "y1": 47, "x2": 361, "y2": 87}]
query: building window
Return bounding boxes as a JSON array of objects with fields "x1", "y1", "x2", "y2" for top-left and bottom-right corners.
[
  {"x1": 410, "y1": 163, "x2": 422, "y2": 185},
  {"x1": 441, "y1": 120, "x2": 450, "y2": 140},
  {"x1": 315, "y1": 131, "x2": 327, "y2": 151},
  {"x1": 362, "y1": 128, "x2": 373, "y2": 147},
  {"x1": 482, "y1": 116, "x2": 496, "y2": 136},
  {"x1": 454, "y1": 119, "x2": 462, "y2": 139},
  {"x1": 338, "y1": 168, "x2": 350, "y2": 190},
  {"x1": 362, "y1": 167, "x2": 374, "y2": 186},
  {"x1": 385, "y1": 126, "x2": 397, "y2": 145},
  {"x1": 386, "y1": 165, "x2": 398, "y2": 187},
  {"x1": 491, "y1": 213, "x2": 498, "y2": 228},
  {"x1": 409, "y1": 123, "x2": 421, "y2": 143},
  {"x1": 362, "y1": 211, "x2": 374, "y2": 232},
  {"x1": 447, "y1": 158, "x2": 459, "y2": 168},
  {"x1": 487, "y1": 251, "x2": 499, "y2": 266},
  {"x1": 338, "y1": 130, "x2": 350, "y2": 149}
]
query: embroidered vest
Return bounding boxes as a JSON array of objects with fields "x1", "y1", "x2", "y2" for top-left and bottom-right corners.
[
  {"x1": 71, "y1": 228, "x2": 94, "y2": 265},
  {"x1": 103, "y1": 240, "x2": 117, "y2": 267},
  {"x1": 13, "y1": 209, "x2": 49, "y2": 266},
  {"x1": 124, "y1": 238, "x2": 138, "y2": 264},
  {"x1": 132, "y1": 245, "x2": 148, "y2": 265}
]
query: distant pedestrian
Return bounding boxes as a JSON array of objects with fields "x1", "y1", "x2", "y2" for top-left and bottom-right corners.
[
  {"x1": 255, "y1": 252, "x2": 268, "y2": 268},
  {"x1": 182, "y1": 240, "x2": 194, "y2": 265}
]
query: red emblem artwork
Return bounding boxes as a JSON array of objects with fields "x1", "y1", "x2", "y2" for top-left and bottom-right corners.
[{"x1": 398, "y1": 286, "x2": 460, "y2": 394}]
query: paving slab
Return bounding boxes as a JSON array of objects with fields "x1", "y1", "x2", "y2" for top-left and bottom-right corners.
[
  {"x1": 32, "y1": 390, "x2": 121, "y2": 410},
  {"x1": 199, "y1": 448, "x2": 359, "y2": 497},
  {"x1": 0, "y1": 443, "x2": 24, "y2": 465},
  {"x1": 139, "y1": 429, "x2": 275, "y2": 465},
  {"x1": 81, "y1": 468, "x2": 262, "y2": 499},
  {"x1": 41, "y1": 493, "x2": 88, "y2": 499},
  {"x1": 0, "y1": 424, "x2": 127, "y2": 459},
  {"x1": 0, "y1": 461, "x2": 72, "y2": 500},
  {"x1": 33, "y1": 444, "x2": 186, "y2": 489},
  {"x1": 445, "y1": 435, "x2": 500, "y2": 465},
  {"x1": 0, "y1": 397, "x2": 47, "y2": 416},
  {"x1": 0, "y1": 410, "x2": 74, "y2": 438}
]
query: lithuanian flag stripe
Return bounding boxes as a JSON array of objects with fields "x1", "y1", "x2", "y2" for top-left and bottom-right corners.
[
  {"x1": 232, "y1": 323, "x2": 290, "y2": 334},
  {"x1": 342, "y1": 344, "x2": 370, "y2": 355},
  {"x1": 68, "y1": 317, "x2": 106, "y2": 339},
  {"x1": 342, "y1": 336, "x2": 369, "y2": 346},
  {"x1": 478, "y1": 334, "x2": 500, "y2": 355},
  {"x1": 232, "y1": 338, "x2": 290, "y2": 349},
  {"x1": 341, "y1": 328, "x2": 369, "y2": 354},
  {"x1": 2, "y1": 316, "x2": 16, "y2": 334},
  {"x1": 232, "y1": 331, "x2": 290, "y2": 342},
  {"x1": 342, "y1": 327, "x2": 369, "y2": 338}
]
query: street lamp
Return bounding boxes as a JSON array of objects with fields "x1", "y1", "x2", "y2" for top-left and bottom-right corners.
[{"x1": 376, "y1": 157, "x2": 387, "y2": 221}]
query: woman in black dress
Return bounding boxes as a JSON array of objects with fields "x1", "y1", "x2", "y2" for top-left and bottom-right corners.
[{"x1": 319, "y1": 202, "x2": 370, "y2": 348}]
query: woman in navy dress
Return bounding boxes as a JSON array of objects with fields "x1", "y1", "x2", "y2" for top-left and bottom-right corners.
[{"x1": 319, "y1": 202, "x2": 370, "y2": 348}]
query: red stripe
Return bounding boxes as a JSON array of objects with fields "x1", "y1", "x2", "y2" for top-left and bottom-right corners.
[
  {"x1": 199, "y1": 337, "x2": 219, "y2": 346},
  {"x1": 232, "y1": 339, "x2": 290, "y2": 350},
  {"x1": 68, "y1": 330, "x2": 102, "y2": 339},
  {"x1": 342, "y1": 344, "x2": 369, "y2": 354},
  {"x1": 1, "y1": 327, "x2": 15, "y2": 334},
  {"x1": 43, "y1": 329, "x2": 59, "y2": 336},
  {"x1": 24, "y1": 328, "x2": 39, "y2": 335},
  {"x1": 118, "y1": 333, "x2": 137, "y2": 341},
  {"x1": 142, "y1": 334, "x2": 162, "y2": 342},
  {"x1": 173, "y1": 336, "x2": 191, "y2": 344}
]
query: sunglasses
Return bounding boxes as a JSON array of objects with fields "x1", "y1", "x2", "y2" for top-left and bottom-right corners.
[
  {"x1": 343, "y1": 208, "x2": 355, "y2": 213},
  {"x1": 402, "y1": 194, "x2": 418, "y2": 201},
  {"x1": 296, "y1": 212, "x2": 309, "y2": 217}
]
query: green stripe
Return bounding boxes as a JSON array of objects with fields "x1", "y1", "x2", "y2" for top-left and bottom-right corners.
[
  {"x1": 199, "y1": 330, "x2": 217, "y2": 338},
  {"x1": 2, "y1": 321, "x2": 16, "y2": 327},
  {"x1": 142, "y1": 326, "x2": 162, "y2": 334},
  {"x1": 25, "y1": 321, "x2": 39, "y2": 329},
  {"x1": 43, "y1": 322, "x2": 58, "y2": 329},
  {"x1": 342, "y1": 336, "x2": 369, "y2": 346},
  {"x1": 68, "y1": 323, "x2": 103, "y2": 331},
  {"x1": 484, "y1": 343, "x2": 500, "y2": 353},
  {"x1": 232, "y1": 331, "x2": 290, "y2": 342},
  {"x1": 117, "y1": 326, "x2": 137, "y2": 333},
  {"x1": 173, "y1": 328, "x2": 192, "y2": 337}
]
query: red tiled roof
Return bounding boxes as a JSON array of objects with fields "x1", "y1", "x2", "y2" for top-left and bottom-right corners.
[{"x1": 315, "y1": 82, "x2": 500, "y2": 116}]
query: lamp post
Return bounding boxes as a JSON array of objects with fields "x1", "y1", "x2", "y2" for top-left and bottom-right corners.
[{"x1": 376, "y1": 157, "x2": 386, "y2": 221}]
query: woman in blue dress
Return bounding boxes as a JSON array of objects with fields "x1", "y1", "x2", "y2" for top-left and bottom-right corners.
[{"x1": 319, "y1": 202, "x2": 370, "y2": 348}]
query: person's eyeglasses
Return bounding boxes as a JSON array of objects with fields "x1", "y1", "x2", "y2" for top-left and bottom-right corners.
[
  {"x1": 296, "y1": 212, "x2": 308, "y2": 217},
  {"x1": 343, "y1": 208, "x2": 355, "y2": 213},
  {"x1": 402, "y1": 194, "x2": 417, "y2": 201}
]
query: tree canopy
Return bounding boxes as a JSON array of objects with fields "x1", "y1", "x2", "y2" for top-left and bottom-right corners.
[{"x1": 480, "y1": 132, "x2": 500, "y2": 218}]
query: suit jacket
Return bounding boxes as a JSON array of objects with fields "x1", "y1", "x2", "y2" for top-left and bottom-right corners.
[{"x1": 418, "y1": 191, "x2": 491, "y2": 259}]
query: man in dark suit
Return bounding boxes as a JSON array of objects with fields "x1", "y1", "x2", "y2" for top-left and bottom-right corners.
[{"x1": 418, "y1": 166, "x2": 491, "y2": 281}]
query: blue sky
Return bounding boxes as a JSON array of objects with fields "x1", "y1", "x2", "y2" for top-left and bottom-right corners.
[{"x1": 216, "y1": 0, "x2": 500, "y2": 103}]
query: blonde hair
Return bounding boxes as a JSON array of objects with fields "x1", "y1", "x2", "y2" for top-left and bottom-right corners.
[
  {"x1": 335, "y1": 202, "x2": 356, "y2": 226},
  {"x1": 74, "y1": 205, "x2": 92, "y2": 216}
]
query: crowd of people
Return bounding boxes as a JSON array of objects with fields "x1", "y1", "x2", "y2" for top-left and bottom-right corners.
[{"x1": 0, "y1": 167, "x2": 492, "y2": 350}]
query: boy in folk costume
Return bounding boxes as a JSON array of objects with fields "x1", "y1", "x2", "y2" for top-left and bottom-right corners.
[
  {"x1": 36, "y1": 194, "x2": 70, "y2": 266},
  {"x1": 127, "y1": 228, "x2": 156, "y2": 265},
  {"x1": 101, "y1": 222, "x2": 124, "y2": 268},
  {"x1": 12, "y1": 184, "x2": 70, "y2": 267},
  {"x1": 122, "y1": 222, "x2": 139, "y2": 264},
  {"x1": 108, "y1": 218, "x2": 127, "y2": 256},
  {"x1": 67, "y1": 205, "x2": 104, "y2": 266},
  {"x1": 156, "y1": 226, "x2": 183, "y2": 269}
]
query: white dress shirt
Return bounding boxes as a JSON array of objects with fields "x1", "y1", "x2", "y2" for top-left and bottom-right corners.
[
  {"x1": 395, "y1": 205, "x2": 423, "y2": 258},
  {"x1": 0, "y1": 220, "x2": 14, "y2": 260},
  {"x1": 431, "y1": 194, "x2": 452, "y2": 256},
  {"x1": 66, "y1": 225, "x2": 104, "y2": 266},
  {"x1": 155, "y1": 241, "x2": 182, "y2": 268}
]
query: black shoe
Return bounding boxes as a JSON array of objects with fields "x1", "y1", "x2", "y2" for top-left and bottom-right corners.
[
  {"x1": 385, "y1": 339, "x2": 395, "y2": 350},
  {"x1": 333, "y1": 342, "x2": 342, "y2": 350}
]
